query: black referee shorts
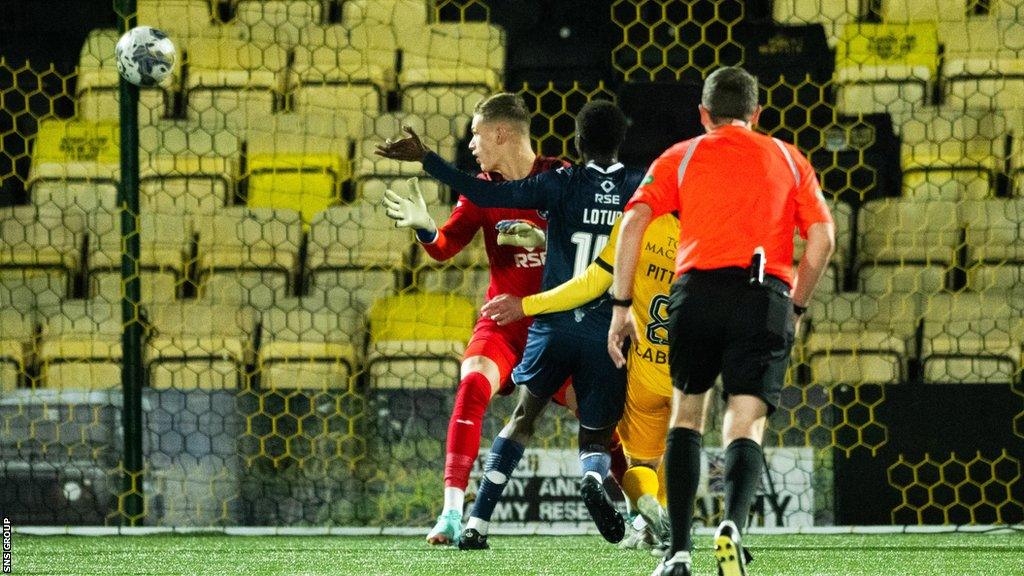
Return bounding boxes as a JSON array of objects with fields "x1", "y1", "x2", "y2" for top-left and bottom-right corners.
[{"x1": 666, "y1": 267, "x2": 795, "y2": 413}]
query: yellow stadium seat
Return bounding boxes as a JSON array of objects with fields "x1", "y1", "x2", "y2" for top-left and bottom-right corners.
[
  {"x1": 76, "y1": 29, "x2": 170, "y2": 123},
  {"x1": 893, "y1": 106, "x2": 1007, "y2": 164},
  {"x1": 772, "y1": 0, "x2": 862, "y2": 47},
  {"x1": 257, "y1": 298, "x2": 363, "y2": 391},
  {"x1": 399, "y1": 24, "x2": 505, "y2": 89},
  {"x1": 366, "y1": 293, "x2": 475, "y2": 390},
  {"x1": 340, "y1": 0, "x2": 427, "y2": 31},
  {"x1": 857, "y1": 198, "x2": 959, "y2": 265},
  {"x1": 306, "y1": 204, "x2": 413, "y2": 313},
  {"x1": 87, "y1": 211, "x2": 190, "y2": 305},
  {"x1": 233, "y1": 0, "x2": 322, "y2": 47},
  {"x1": 28, "y1": 120, "x2": 121, "y2": 196},
  {"x1": 0, "y1": 308, "x2": 35, "y2": 392},
  {"x1": 195, "y1": 207, "x2": 303, "y2": 308},
  {"x1": 291, "y1": 84, "x2": 384, "y2": 142},
  {"x1": 140, "y1": 156, "x2": 235, "y2": 215},
  {"x1": 246, "y1": 154, "x2": 350, "y2": 224},
  {"x1": 966, "y1": 264, "x2": 1024, "y2": 292},
  {"x1": 147, "y1": 303, "x2": 256, "y2": 390},
  {"x1": 834, "y1": 22, "x2": 938, "y2": 114},
  {"x1": 902, "y1": 168, "x2": 994, "y2": 201},
  {"x1": 921, "y1": 318, "x2": 1022, "y2": 384},
  {"x1": 0, "y1": 207, "x2": 83, "y2": 309},
  {"x1": 137, "y1": 0, "x2": 220, "y2": 39},
  {"x1": 399, "y1": 85, "x2": 486, "y2": 133},
  {"x1": 183, "y1": 37, "x2": 287, "y2": 126},
  {"x1": 37, "y1": 301, "x2": 123, "y2": 390},
  {"x1": 881, "y1": 0, "x2": 971, "y2": 22},
  {"x1": 959, "y1": 199, "x2": 1024, "y2": 263},
  {"x1": 293, "y1": 23, "x2": 397, "y2": 93},
  {"x1": 857, "y1": 265, "x2": 948, "y2": 296},
  {"x1": 941, "y1": 20, "x2": 1024, "y2": 110}
]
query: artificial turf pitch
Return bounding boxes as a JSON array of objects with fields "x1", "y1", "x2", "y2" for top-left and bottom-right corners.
[{"x1": 11, "y1": 532, "x2": 1023, "y2": 575}]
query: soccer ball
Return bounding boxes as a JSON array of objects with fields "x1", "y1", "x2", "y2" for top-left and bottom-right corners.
[{"x1": 115, "y1": 26, "x2": 176, "y2": 87}]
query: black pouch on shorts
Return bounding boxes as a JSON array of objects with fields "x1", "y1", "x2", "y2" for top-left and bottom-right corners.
[{"x1": 764, "y1": 288, "x2": 793, "y2": 347}]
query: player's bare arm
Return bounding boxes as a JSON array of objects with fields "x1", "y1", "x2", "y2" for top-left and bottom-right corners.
[
  {"x1": 790, "y1": 220, "x2": 835, "y2": 333},
  {"x1": 608, "y1": 204, "x2": 652, "y2": 368}
]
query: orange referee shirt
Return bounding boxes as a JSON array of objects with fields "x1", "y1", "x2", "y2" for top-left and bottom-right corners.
[{"x1": 624, "y1": 125, "x2": 832, "y2": 288}]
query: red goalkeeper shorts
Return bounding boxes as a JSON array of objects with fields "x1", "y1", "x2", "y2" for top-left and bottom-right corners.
[{"x1": 463, "y1": 315, "x2": 532, "y2": 396}]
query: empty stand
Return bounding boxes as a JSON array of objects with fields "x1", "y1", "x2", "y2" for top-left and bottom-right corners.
[
  {"x1": 76, "y1": 28, "x2": 169, "y2": 123},
  {"x1": 240, "y1": 112, "x2": 351, "y2": 222},
  {"x1": 147, "y1": 303, "x2": 256, "y2": 390},
  {"x1": 87, "y1": 211, "x2": 191, "y2": 304},
  {"x1": 257, "y1": 298, "x2": 363, "y2": 391},
  {"x1": 772, "y1": 0, "x2": 862, "y2": 47},
  {"x1": 306, "y1": 203, "x2": 412, "y2": 314},
  {"x1": 399, "y1": 23, "x2": 505, "y2": 91},
  {"x1": 942, "y1": 20, "x2": 1024, "y2": 110},
  {"x1": 0, "y1": 207, "x2": 83, "y2": 309},
  {"x1": 27, "y1": 119, "x2": 120, "y2": 197},
  {"x1": 37, "y1": 301, "x2": 122, "y2": 390},
  {"x1": 412, "y1": 206, "x2": 490, "y2": 307},
  {"x1": 340, "y1": 0, "x2": 428, "y2": 31},
  {"x1": 960, "y1": 199, "x2": 1024, "y2": 291},
  {"x1": 366, "y1": 293, "x2": 476, "y2": 390},
  {"x1": 184, "y1": 37, "x2": 288, "y2": 127},
  {"x1": 856, "y1": 199, "x2": 959, "y2": 296},
  {"x1": 233, "y1": 0, "x2": 323, "y2": 47},
  {"x1": 919, "y1": 293, "x2": 1022, "y2": 384},
  {"x1": 195, "y1": 207, "x2": 303, "y2": 308},
  {"x1": 354, "y1": 113, "x2": 459, "y2": 181},
  {"x1": 0, "y1": 307, "x2": 35, "y2": 391},
  {"x1": 137, "y1": 0, "x2": 220, "y2": 39},
  {"x1": 834, "y1": 23, "x2": 938, "y2": 115}
]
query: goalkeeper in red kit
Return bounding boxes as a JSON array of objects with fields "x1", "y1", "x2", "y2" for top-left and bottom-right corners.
[{"x1": 384, "y1": 93, "x2": 627, "y2": 545}]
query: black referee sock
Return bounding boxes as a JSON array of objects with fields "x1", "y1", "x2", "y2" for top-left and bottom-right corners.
[
  {"x1": 665, "y1": 426, "x2": 702, "y2": 555},
  {"x1": 723, "y1": 438, "x2": 764, "y2": 531}
]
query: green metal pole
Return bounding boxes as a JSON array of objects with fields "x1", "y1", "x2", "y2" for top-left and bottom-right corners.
[{"x1": 115, "y1": 0, "x2": 144, "y2": 527}]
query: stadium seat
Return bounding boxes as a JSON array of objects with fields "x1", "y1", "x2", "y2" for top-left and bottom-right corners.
[
  {"x1": 354, "y1": 113, "x2": 459, "y2": 181},
  {"x1": 0, "y1": 307, "x2": 35, "y2": 392},
  {"x1": 857, "y1": 264, "x2": 948, "y2": 296},
  {"x1": 399, "y1": 85, "x2": 485, "y2": 138},
  {"x1": 881, "y1": 0, "x2": 972, "y2": 22},
  {"x1": 772, "y1": 0, "x2": 862, "y2": 47},
  {"x1": 147, "y1": 303, "x2": 256, "y2": 390},
  {"x1": 37, "y1": 301, "x2": 123, "y2": 390},
  {"x1": 834, "y1": 22, "x2": 938, "y2": 115},
  {"x1": 140, "y1": 156, "x2": 235, "y2": 215},
  {"x1": 366, "y1": 293, "x2": 476, "y2": 390},
  {"x1": 87, "y1": 211, "x2": 191, "y2": 305},
  {"x1": 960, "y1": 199, "x2": 1024, "y2": 292},
  {"x1": 804, "y1": 293, "x2": 922, "y2": 385},
  {"x1": 357, "y1": 176, "x2": 445, "y2": 206},
  {"x1": 306, "y1": 203, "x2": 413, "y2": 314},
  {"x1": 256, "y1": 298, "x2": 363, "y2": 391},
  {"x1": 919, "y1": 293, "x2": 1022, "y2": 384},
  {"x1": 399, "y1": 23, "x2": 506, "y2": 90},
  {"x1": 856, "y1": 199, "x2": 960, "y2": 291},
  {"x1": 293, "y1": 23, "x2": 398, "y2": 92},
  {"x1": 291, "y1": 84, "x2": 384, "y2": 143},
  {"x1": 184, "y1": 37, "x2": 288, "y2": 127},
  {"x1": 893, "y1": 106, "x2": 1007, "y2": 166},
  {"x1": 27, "y1": 119, "x2": 120, "y2": 195},
  {"x1": 966, "y1": 264, "x2": 1024, "y2": 292},
  {"x1": 0, "y1": 207, "x2": 84, "y2": 309},
  {"x1": 137, "y1": 0, "x2": 221, "y2": 39},
  {"x1": 941, "y1": 21, "x2": 1024, "y2": 110},
  {"x1": 241, "y1": 112, "x2": 352, "y2": 222},
  {"x1": 195, "y1": 207, "x2": 303, "y2": 308},
  {"x1": 340, "y1": 0, "x2": 427, "y2": 31},
  {"x1": 412, "y1": 206, "x2": 490, "y2": 307},
  {"x1": 233, "y1": 0, "x2": 322, "y2": 47}
]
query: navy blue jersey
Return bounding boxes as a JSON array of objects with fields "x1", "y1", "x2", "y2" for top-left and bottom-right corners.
[{"x1": 423, "y1": 152, "x2": 644, "y2": 333}]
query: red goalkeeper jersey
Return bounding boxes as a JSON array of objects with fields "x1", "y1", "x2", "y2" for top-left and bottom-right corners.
[{"x1": 420, "y1": 155, "x2": 569, "y2": 300}]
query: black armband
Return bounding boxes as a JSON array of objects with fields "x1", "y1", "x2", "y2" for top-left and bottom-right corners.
[
  {"x1": 793, "y1": 303, "x2": 808, "y2": 316},
  {"x1": 609, "y1": 297, "x2": 633, "y2": 307}
]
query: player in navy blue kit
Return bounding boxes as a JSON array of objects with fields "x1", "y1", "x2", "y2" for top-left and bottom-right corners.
[{"x1": 377, "y1": 100, "x2": 645, "y2": 549}]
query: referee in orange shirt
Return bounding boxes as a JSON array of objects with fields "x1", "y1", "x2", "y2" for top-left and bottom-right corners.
[{"x1": 607, "y1": 67, "x2": 835, "y2": 576}]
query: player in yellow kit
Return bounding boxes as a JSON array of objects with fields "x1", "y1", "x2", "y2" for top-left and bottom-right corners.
[{"x1": 482, "y1": 212, "x2": 699, "y2": 549}]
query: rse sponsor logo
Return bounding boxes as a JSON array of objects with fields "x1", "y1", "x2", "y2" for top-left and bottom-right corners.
[
  {"x1": 514, "y1": 252, "x2": 546, "y2": 268},
  {"x1": 594, "y1": 193, "x2": 620, "y2": 205}
]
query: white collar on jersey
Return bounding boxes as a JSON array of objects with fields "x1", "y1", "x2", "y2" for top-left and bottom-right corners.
[{"x1": 586, "y1": 161, "x2": 624, "y2": 174}]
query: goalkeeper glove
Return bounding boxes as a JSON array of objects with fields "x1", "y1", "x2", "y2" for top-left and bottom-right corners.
[
  {"x1": 382, "y1": 177, "x2": 436, "y2": 234},
  {"x1": 496, "y1": 219, "x2": 546, "y2": 251}
]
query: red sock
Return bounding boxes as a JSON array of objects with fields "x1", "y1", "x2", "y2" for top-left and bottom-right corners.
[
  {"x1": 608, "y1": 430, "x2": 627, "y2": 487},
  {"x1": 444, "y1": 372, "x2": 493, "y2": 489}
]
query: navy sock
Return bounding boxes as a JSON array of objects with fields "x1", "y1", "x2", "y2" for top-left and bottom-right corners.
[
  {"x1": 723, "y1": 438, "x2": 763, "y2": 530},
  {"x1": 468, "y1": 436, "x2": 525, "y2": 523},
  {"x1": 665, "y1": 427, "x2": 702, "y2": 555},
  {"x1": 579, "y1": 444, "x2": 612, "y2": 480}
]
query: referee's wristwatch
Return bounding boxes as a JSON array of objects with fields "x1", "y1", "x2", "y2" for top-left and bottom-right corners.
[{"x1": 792, "y1": 302, "x2": 808, "y2": 316}]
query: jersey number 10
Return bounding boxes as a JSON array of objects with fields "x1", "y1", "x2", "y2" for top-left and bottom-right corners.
[{"x1": 570, "y1": 232, "x2": 610, "y2": 277}]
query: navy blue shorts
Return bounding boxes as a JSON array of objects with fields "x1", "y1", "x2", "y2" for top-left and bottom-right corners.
[{"x1": 512, "y1": 322, "x2": 627, "y2": 430}]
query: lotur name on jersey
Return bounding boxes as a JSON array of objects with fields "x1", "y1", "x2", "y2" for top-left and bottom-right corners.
[
  {"x1": 634, "y1": 342, "x2": 668, "y2": 364},
  {"x1": 514, "y1": 251, "x2": 546, "y2": 268},
  {"x1": 582, "y1": 209, "x2": 622, "y2": 226},
  {"x1": 594, "y1": 193, "x2": 620, "y2": 205},
  {"x1": 645, "y1": 263, "x2": 675, "y2": 285}
]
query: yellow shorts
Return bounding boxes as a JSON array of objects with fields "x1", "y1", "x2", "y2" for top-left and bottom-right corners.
[{"x1": 616, "y1": 370, "x2": 672, "y2": 462}]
